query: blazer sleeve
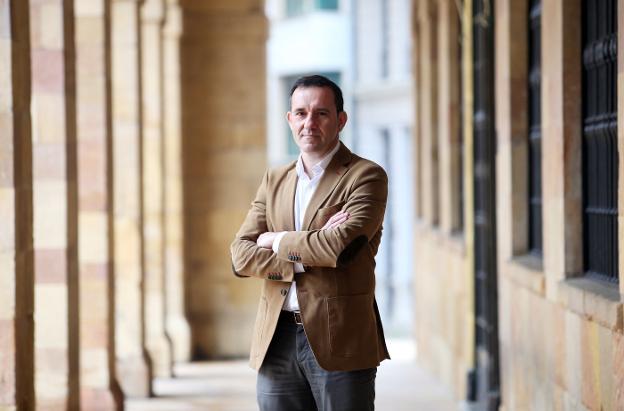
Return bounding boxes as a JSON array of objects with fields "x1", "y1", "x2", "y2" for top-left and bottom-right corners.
[
  {"x1": 230, "y1": 171, "x2": 295, "y2": 282},
  {"x1": 276, "y1": 164, "x2": 387, "y2": 268}
]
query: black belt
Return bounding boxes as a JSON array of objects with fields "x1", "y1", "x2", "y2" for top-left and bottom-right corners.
[{"x1": 280, "y1": 310, "x2": 303, "y2": 325}]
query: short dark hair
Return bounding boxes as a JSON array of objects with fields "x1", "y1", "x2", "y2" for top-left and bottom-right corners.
[{"x1": 289, "y1": 75, "x2": 344, "y2": 113}]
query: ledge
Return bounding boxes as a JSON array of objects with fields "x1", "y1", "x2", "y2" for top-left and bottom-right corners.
[
  {"x1": 446, "y1": 230, "x2": 466, "y2": 255},
  {"x1": 414, "y1": 219, "x2": 466, "y2": 256},
  {"x1": 504, "y1": 254, "x2": 545, "y2": 296},
  {"x1": 557, "y1": 277, "x2": 623, "y2": 331}
]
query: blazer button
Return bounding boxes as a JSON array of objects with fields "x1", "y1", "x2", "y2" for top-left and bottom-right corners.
[{"x1": 281, "y1": 289, "x2": 287, "y2": 296}]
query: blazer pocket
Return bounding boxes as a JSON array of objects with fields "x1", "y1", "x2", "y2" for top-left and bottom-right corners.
[
  {"x1": 251, "y1": 296, "x2": 267, "y2": 358},
  {"x1": 326, "y1": 293, "x2": 377, "y2": 358}
]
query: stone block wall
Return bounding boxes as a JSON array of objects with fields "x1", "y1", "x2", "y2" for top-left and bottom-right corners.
[
  {"x1": 180, "y1": 1, "x2": 267, "y2": 359},
  {"x1": 413, "y1": 225, "x2": 471, "y2": 397}
]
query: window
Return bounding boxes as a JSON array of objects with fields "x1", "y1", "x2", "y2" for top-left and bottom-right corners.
[
  {"x1": 286, "y1": 0, "x2": 338, "y2": 17},
  {"x1": 380, "y1": 0, "x2": 389, "y2": 78},
  {"x1": 287, "y1": 0, "x2": 304, "y2": 16},
  {"x1": 317, "y1": 0, "x2": 338, "y2": 10},
  {"x1": 528, "y1": 0, "x2": 542, "y2": 255},
  {"x1": 582, "y1": 0, "x2": 618, "y2": 282}
]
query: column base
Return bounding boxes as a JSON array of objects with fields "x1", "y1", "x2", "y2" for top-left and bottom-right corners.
[{"x1": 115, "y1": 355, "x2": 152, "y2": 398}]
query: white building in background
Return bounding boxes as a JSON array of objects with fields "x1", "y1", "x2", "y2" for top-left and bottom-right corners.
[
  {"x1": 266, "y1": 0, "x2": 354, "y2": 166},
  {"x1": 352, "y1": 0, "x2": 414, "y2": 336},
  {"x1": 266, "y1": 0, "x2": 414, "y2": 336}
]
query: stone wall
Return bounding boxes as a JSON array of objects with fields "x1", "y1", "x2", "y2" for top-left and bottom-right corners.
[
  {"x1": 412, "y1": 0, "x2": 473, "y2": 399},
  {"x1": 412, "y1": 0, "x2": 624, "y2": 409},
  {"x1": 180, "y1": 1, "x2": 267, "y2": 359},
  {"x1": 495, "y1": 0, "x2": 624, "y2": 409}
]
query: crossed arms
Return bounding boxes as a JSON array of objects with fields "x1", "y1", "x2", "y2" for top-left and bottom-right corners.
[{"x1": 230, "y1": 164, "x2": 387, "y2": 281}]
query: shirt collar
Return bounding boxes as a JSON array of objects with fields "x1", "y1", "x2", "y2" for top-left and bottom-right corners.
[{"x1": 295, "y1": 141, "x2": 341, "y2": 180}]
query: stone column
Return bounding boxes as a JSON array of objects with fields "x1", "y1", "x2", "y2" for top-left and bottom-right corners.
[
  {"x1": 140, "y1": 0, "x2": 172, "y2": 377},
  {"x1": 493, "y1": 0, "x2": 529, "y2": 406},
  {"x1": 0, "y1": 0, "x2": 18, "y2": 405},
  {"x1": 74, "y1": 0, "x2": 118, "y2": 408},
  {"x1": 29, "y1": 0, "x2": 80, "y2": 407},
  {"x1": 180, "y1": 1, "x2": 267, "y2": 358},
  {"x1": 541, "y1": 0, "x2": 582, "y2": 298},
  {"x1": 437, "y1": 0, "x2": 462, "y2": 234},
  {"x1": 111, "y1": 0, "x2": 152, "y2": 397},
  {"x1": 417, "y1": 0, "x2": 439, "y2": 226},
  {"x1": 0, "y1": 0, "x2": 35, "y2": 408},
  {"x1": 162, "y1": 0, "x2": 190, "y2": 363},
  {"x1": 494, "y1": 0, "x2": 528, "y2": 261}
]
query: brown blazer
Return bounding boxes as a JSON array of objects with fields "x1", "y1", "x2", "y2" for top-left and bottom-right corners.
[{"x1": 230, "y1": 142, "x2": 390, "y2": 371}]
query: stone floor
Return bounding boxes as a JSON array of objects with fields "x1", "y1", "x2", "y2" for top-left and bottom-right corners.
[{"x1": 126, "y1": 339, "x2": 459, "y2": 411}]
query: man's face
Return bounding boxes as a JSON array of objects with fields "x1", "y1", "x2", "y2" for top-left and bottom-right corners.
[{"x1": 287, "y1": 86, "x2": 347, "y2": 158}]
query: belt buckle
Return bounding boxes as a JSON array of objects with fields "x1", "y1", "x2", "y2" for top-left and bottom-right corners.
[{"x1": 293, "y1": 311, "x2": 303, "y2": 325}]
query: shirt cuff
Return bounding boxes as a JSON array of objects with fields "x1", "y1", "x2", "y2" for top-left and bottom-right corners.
[
  {"x1": 272, "y1": 231, "x2": 288, "y2": 254},
  {"x1": 294, "y1": 262, "x2": 305, "y2": 273}
]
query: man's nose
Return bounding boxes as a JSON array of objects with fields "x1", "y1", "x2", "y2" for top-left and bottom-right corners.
[{"x1": 304, "y1": 113, "x2": 318, "y2": 128}]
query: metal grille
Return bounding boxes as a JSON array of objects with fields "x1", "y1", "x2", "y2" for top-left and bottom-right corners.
[
  {"x1": 582, "y1": 0, "x2": 618, "y2": 282},
  {"x1": 528, "y1": 0, "x2": 542, "y2": 255},
  {"x1": 472, "y1": 0, "x2": 500, "y2": 408}
]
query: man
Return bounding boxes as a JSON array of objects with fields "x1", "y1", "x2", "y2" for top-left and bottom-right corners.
[{"x1": 230, "y1": 75, "x2": 390, "y2": 411}]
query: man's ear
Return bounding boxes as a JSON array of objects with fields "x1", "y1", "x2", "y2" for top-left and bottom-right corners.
[{"x1": 338, "y1": 111, "x2": 348, "y2": 131}]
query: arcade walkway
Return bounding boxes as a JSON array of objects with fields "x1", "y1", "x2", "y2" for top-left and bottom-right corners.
[{"x1": 126, "y1": 340, "x2": 458, "y2": 411}]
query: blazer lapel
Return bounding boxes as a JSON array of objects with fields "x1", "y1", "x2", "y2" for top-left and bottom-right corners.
[
  {"x1": 302, "y1": 142, "x2": 352, "y2": 230},
  {"x1": 278, "y1": 166, "x2": 298, "y2": 231}
]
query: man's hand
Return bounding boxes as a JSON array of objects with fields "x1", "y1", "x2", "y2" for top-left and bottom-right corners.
[
  {"x1": 257, "y1": 231, "x2": 279, "y2": 249},
  {"x1": 256, "y1": 211, "x2": 349, "y2": 250},
  {"x1": 321, "y1": 210, "x2": 350, "y2": 230}
]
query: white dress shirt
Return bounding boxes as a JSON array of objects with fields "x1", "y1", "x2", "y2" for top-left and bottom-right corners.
[{"x1": 272, "y1": 142, "x2": 341, "y2": 312}]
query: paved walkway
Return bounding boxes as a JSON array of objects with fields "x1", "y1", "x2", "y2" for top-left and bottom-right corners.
[{"x1": 126, "y1": 339, "x2": 458, "y2": 411}]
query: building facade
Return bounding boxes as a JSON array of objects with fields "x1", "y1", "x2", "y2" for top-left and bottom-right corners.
[
  {"x1": 413, "y1": 0, "x2": 624, "y2": 409},
  {"x1": 265, "y1": 0, "x2": 354, "y2": 166}
]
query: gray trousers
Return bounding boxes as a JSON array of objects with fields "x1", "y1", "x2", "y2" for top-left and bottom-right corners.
[{"x1": 257, "y1": 312, "x2": 376, "y2": 411}]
